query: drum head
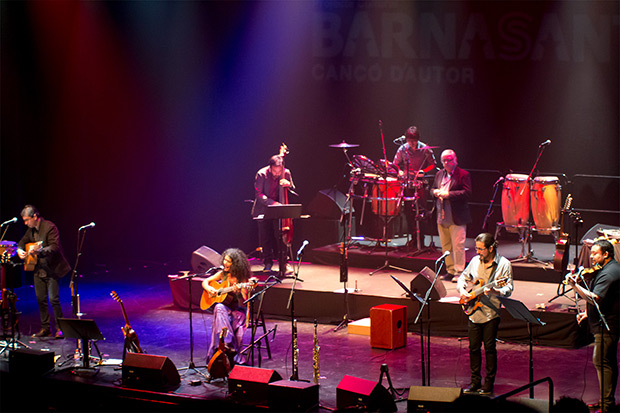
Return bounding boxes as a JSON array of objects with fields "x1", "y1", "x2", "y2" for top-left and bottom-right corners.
[
  {"x1": 505, "y1": 173, "x2": 530, "y2": 182},
  {"x1": 533, "y1": 176, "x2": 559, "y2": 184},
  {"x1": 352, "y1": 155, "x2": 379, "y2": 174}
]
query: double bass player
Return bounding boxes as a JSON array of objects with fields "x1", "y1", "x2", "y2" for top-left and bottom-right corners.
[{"x1": 251, "y1": 152, "x2": 296, "y2": 274}]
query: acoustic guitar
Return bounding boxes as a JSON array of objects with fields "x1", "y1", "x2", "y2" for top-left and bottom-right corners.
[
  {"x1": 200, "y1": 278, "x2": 256, "y2": 311},
  {"x1": 553, "y1": 194, "x2": 573, "y2": 274},
  {"x1": 460, "y1": 274, "x2": 509, "y2": 316},
  {"x1": 110, "y1": 291, "x2": 143, "y2": 354},
  {"x1": 24, "y1": 241, "x2": 42, "y2": 271},
  {"x1": 207, "y1": 327, "x2": 233, "y2": 379}
]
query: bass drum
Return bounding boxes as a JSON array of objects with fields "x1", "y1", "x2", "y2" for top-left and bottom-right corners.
[
  {"x1": 531, "y1": 176, "x2": 561, "y2": 235},
  {"x1": 501, "y1": 174, "x2": 530, "y2": 232},
  {"x1": 371, "y1": 177, "x2": 403, "y2": 217}
]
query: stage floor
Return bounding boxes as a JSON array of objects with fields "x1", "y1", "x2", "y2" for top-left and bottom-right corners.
[{"x1": 1, "y1": 248, "x2": 615, "y2": 412}]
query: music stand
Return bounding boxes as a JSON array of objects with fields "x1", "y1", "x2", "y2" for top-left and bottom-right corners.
[
  {"x1": 390, "y1": 275, "x2": 430, "y2": 386},
  {"x1": 57, "y1": 318, "x2": 104, "y2": 374},
  {"x1": 263, "y1": 204, "x2": 303, "y2": 279},
  {"x1": 498, "y1": 297, "x2": 546, "y2": 398}
]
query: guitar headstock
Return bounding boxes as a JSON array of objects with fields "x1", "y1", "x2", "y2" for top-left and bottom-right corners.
[{"x1": 110, "y1": 291, "x2": 122, "y2": 303}]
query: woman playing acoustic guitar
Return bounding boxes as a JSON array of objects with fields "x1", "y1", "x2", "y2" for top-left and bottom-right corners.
[{"x1": 202, "y1": 248, "x2": 255, "y2": 367}]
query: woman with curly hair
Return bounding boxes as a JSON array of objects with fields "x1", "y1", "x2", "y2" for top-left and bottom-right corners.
[{"x1": 203, "y1": 248, "x2": 254, "y2": 365}]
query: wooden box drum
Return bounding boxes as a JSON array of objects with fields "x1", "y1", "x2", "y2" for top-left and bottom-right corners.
[
  {"x1": 531, "y1": 176, "x2": 561, "y2": 235},
  {"x1": 501, "y1": 174, "x2": 530, "y2": 232},
  {"x1": 371, "y1": 177, "x2": 402, "y2": 217}
]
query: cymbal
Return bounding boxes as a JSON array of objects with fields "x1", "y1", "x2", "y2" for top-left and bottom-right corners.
[{"x1": 329, "y1": 140, "x2": 359, "y2": 148}]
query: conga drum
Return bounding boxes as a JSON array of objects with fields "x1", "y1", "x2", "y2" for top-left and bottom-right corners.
[
  {"x1": 501, "y1": 174, "x2": 530, "y2": 232},
  {"x1": 371, "y1": 177, "x2": 403, "y2": 217},
  {"x1": 531, "y1": 176, "x2": 561, "y2": 235}
]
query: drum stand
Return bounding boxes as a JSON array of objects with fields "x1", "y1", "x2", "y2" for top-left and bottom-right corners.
[
  {"x1": 407, "y1": 185, "x2": 436, "y2": 257},
  {"x1": 510, "y1": 224, "x2": 547, "y2": 266}
]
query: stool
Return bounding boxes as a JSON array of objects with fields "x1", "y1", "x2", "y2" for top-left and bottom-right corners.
[
  {"x1": 370, "y1": 304, "x2": 407, "y2": 349},
  {"x1": 245, "y1": 310, "x2": 272, "y2": 366}
]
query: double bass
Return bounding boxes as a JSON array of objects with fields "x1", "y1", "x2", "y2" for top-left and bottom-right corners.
[{"x1": 278, "y1": 143, "x2": 293, "y2": 248}]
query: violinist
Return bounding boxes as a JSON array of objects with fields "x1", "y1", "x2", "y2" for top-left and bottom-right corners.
[
  {"x1": 251, "y1": 154, "x2": 295, "y2": 273},
  {"x1": 566, "y1": 239, "x2": 619, "y2": 412}
]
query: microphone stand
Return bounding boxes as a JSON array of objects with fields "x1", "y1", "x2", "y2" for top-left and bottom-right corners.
[
  {"x1": 482, "y1": 177, "x2": 503, "y2": 231},
  {"x1": 287, "y1": 252, "x2": 304, "y2": 380},
  {"x1": 173, "y1": 270, "x2": 209, "y2": 380},
  {"x1": 66, "y1": 227, "x2": 89, "y2": 365},
  {"x1": 414, "y1": 256, "x2": 447, "y2": 385},
  {"x1": 371, "y1": 121, "x2": 410, "y2": 276},
  {"x1": 512, "y1": 143, "x2": 549, "y2": 265}
]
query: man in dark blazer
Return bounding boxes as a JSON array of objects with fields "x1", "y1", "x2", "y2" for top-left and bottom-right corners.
[
  {"x1": 431, "y1": 150, "x2": 472, "y2": 282},
  {"x1": 17, "y1": 205, "x2": 71, "y2": 338}
]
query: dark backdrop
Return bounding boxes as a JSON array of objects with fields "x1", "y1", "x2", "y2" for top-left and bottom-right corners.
[{"x1": 2, "y1": 1, "x2": 618, "y2": 272}]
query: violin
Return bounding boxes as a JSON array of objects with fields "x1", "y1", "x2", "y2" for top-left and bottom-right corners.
[{"x1": 563, "y1": 264, "x2": 601, "y2": 285}]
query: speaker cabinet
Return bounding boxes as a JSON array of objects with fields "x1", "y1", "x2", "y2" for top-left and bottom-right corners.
[
  {"x1": 122, "y1": 353, "x2": 180, "y2": 390},
  {"x1": 268, "y1": 380, "x2": 319, "y2": 411},
  {"x1": 337, "y1": 375, "x2": 396, "y2": 411},
  {"x1": 370, "y1": 304, "x2": 407, "y2": 349},
  {"x1": 9, "y1": 348, "x2": 55, "y2": 376},
  {"x1": 191, "y1": 245, "x2": 221, "y2": 273},
  {"x1": 228, "y1": 365, "x2": 282, "y2": 406},
  {"x1": 410, "y1": 266, "x2": 447, "y2": 301},
  {"x1": 408, "y1": 386, "x2": 462, "y2": 412}
]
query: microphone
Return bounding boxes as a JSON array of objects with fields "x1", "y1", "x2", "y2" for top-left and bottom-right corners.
[
  {"x1": 493, "y1": 177, "x2": 505, "y2": 187},
  {"x1": 208, "y1": 265, "x2": 224, "y2": 273},
  {"x1": 435, "y1": 250, "x2": 450, "y2": 263},
  {"x1": 393, "y1": 135, "x2": 406, "y2": 146},
  {"x1": 268, "y1": 275, "x2": 282, "y2": 284},
  {"x1": 539, "y1": 139, "x2": 551, "y2": 147},
  {"x1": 297, "y1": 240, "x2": 309, "y2": 258},
  {"x1": 78, "y1": 222, "x2": 96, "y2": 231},
  {"x1": 1, "y1": 217, "x2": 17, "y2": 226},
  {"x1": 378, "y1": 120, "x2": 383, "y2": 127}
]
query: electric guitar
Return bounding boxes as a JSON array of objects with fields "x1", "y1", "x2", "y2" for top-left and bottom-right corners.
[
  {"x1": 200, "y1": 278, "x2": 256, "y2": 311},
  {"x1": 110, "y1": 291, "x2": 143, "y2": 354},
  {"x1": 460, "y1": 274, "x2": 509, "y2": 316},
  {"x1": 24, "y1": 241, "x2": 42, "y2": 271},
  {"x1": 207, "y1": 327, "x2": 233, "y2": 379}
]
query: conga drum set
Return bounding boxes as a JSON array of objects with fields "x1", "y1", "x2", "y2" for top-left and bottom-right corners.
[{"x1": 496, "y1": 173, "x2": 562, "y2": 263}]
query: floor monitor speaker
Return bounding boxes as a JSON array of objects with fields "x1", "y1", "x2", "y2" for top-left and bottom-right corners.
[
  {"x1": 336, "y1": 374, "x2": 396, "y2": 411},
  {"x1": 410, "y1": 266, "x2": 447, "y2": 301},
  {"x1": 122, "y1": 353, "x2": 180, "y2": 390},
  {"x1": 408, "y1": 385, "x2": 462, "y2": 412},
  {"x1": 228, "y1": 365, "x2": 282, "y2": 406},
  {"x1": 9, "y1": 348, "x2": 55, "y2": 376},
  {"x1": 191, "y1": 245, "x2": 221, "y2": 273},
  {"x1": 268, "y1": 379, "x2": 319, "y2": 411}
]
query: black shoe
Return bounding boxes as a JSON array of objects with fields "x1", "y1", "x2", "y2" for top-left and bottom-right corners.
[
  {"x1": 463, "y1": 382, "x2": 481, "y2": 394},
  {"x1": 32, "y1": 328, "x2": 51, "y2": 338},
  {"x1": 479, "y1": 382, "x2": 494, "y2": 396}
]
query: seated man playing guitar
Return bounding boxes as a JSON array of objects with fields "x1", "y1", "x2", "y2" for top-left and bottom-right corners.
[
  {"x1": 456, "y1": 233, "x2": 513, "y2": 396},
  {"x1": 202, "y1": 248, "x2": 255, "y2": 367}
]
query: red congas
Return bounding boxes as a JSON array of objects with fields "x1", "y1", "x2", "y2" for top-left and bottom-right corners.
[{"x1": 371, "y1": 177, "x2": 403, "y2": 217}]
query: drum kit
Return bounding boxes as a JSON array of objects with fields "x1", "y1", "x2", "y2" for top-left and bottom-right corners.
[
  {"x1": 496, "y1": 173, "x2": 562, "y2": 263},
  {"x1": 328, "y1": 140, "x2": 430, "y2": 253}
]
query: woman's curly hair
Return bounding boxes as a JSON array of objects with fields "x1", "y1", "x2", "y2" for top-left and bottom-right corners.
[{"x1": 221, "y1": 248, "x2": 250, "y2": 282}]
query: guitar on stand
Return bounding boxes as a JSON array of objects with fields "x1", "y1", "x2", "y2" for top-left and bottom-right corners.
[
  {"x1": 207, "y1": 327, "x2": 233, "y2": 380},
  {"x1": 553, "y1": 194, "x2": 573, "y2": 275},
  {"x1": 110, "y1": 291, "x2": 143, "y2": 358}
]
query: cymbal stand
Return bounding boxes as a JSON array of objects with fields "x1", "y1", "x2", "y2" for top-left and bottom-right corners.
[{"x1": 371, "y1": 120, "x2": 410, "y2": 276}]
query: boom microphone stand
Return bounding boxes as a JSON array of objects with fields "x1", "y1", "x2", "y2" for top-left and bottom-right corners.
[{"x1": 371, "y1": 120, "x2": 410, "y2": 276}]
